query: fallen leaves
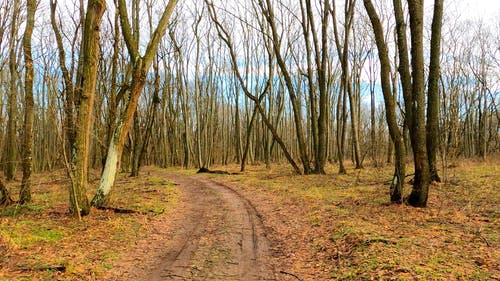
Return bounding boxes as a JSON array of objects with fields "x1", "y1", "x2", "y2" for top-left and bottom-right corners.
[
  {"x1": 0, "y1": 166, "x2": 179, "y2": 280},
  {"x1": 211, "y1": 160, "x2": 499, "y2": 280}
]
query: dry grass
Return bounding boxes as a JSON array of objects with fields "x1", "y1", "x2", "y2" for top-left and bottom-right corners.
[
  {"x1": 209, "y1": 158, "x2": 499, "y2": 280},
  {"x1": 0, "y1": 166, "x2": 179, "y2": 281},
  {"x1": 1, "y1": 159, "x2": 498, "y2": 280}
]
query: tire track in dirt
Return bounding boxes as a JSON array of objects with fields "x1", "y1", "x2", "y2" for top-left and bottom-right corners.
[{"x1": 149, "y1": 174, "x2": 275, "y2": 280}]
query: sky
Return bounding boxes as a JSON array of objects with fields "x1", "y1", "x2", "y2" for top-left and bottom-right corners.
[
  {"x1": 51, "y1": 0, "x2": 500, "y2": 17},
  {"x1": 45, "y1": 0, "x2": 500, "y2": 28},
  {"x1": 451, "y1": 0, "x2": 500, "y2": 20}
]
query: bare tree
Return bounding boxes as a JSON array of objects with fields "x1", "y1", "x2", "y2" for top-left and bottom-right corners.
[
  {"x1": 258, "y1": 0, "x2": 312, "y2": 174},
  {"x1": 19, "y1": 0, "x2": 37, "y2": 204},
  {"x1": 363, "y1": 0, "x2": 405, "y2": 203},
  {"x1": 91, "y1": 0, "x2": 179, "y2": 207},
  {"x1": 69, "y1": 0, "x2": 106, "y2": 216},
  {"x1": 4, "y1": 0, "x2": 20, "y2": 180},
  {"x1": 206, "y1": 1, "x2": 302, "y2": 174},
  {"x1": 331, "y1": 0, "x2": 356, "y2": 173},
  {"x1": 426, "y1": 0, "x2": 443, "y2": 182},
  {"x1": 50, "y1": 0, "x2": 78, "y2": 162}
]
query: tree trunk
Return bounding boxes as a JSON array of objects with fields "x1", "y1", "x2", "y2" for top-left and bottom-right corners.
[
  {"x1": 50, "y1": 0, "x2": 77, "y2": 159},
  {"x1": 369, "y1": 58, "x2": 377, "y2": 166},
  {"x1": 299, "y1": 0, "x2": 319, "y2": 172},
  {"x1": 70, "y1": 0, "x2": 106, "y2": 216},
  {"x1": 20, "y1": 0, "x2": 37, "y2": 204},
  {"x1": 337, "y1": 87, "x2": 347, "y2": 174},
  {"x1": 5, "y1": 0, "x2": 20, "y2": 180},
  {"x1": 387, "y1": 139, "x2": 393, "y2": 164},
  {"x1": 102, "y1": 9, "x2": 121, "y2": 171},
  {"x1": 313, "y1": 0, "x2": 330, "y2": 174},
  {"x1": 406, "y1": 0, "x2": 430, "y2": 207},
  {"x1": 235, "y1": 86, "x2": 242, "y2": 164},
  {"x1": 259, "y1": 0, "x2": 311, "y2": 174},
  {"x1": 131, "y1": 60, "x2": 161, "y2": 177},
  {"x1": 91, "y1": 0, "x2": 178, "y2": 207},
  {"x1": 363, "y1": 0, "x2": 406, "y2": 203},
  {"x1": 347, "y1": 84, "x2": 363, "y2": 169},
  {"x1": 426, "y1": 0, "x2": 443, "y2": 182}
]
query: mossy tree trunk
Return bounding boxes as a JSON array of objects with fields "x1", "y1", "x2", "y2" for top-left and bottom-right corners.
[
  {"x1": 70, "y1": 0, "x2": 106, "y2": 216},
  {"x1": 5, "y1": 0, "x2": 20, "y2": 181},
  {"x1": 426, "y1": 0, "x2": 443, "y2": 183},
  {"x1": 406, "y1": 0, "x2": 431, "y2": 207},
  {"x1": 20, "y1": 0, "x2": 38, "y2": 204}
]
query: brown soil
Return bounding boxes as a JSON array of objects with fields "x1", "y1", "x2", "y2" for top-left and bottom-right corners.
[{"x1": 104, "y1": 173, "x2": 276, "y2": 280}]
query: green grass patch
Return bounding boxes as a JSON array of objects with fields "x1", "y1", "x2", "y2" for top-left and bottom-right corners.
[{"x1": 0, "y1": 166, "x2": 181, "y2": 280}]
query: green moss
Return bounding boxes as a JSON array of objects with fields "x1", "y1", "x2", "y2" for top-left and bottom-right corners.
[
  {"x1": 100, "y1": 260, "x2": 114, "y2": 270},
  {"x1": 1, "y1": 204, "x2": 44, "y2": 217},
  {"x1": 1, "y1": 221, "x2": 65, "y2": 249}
]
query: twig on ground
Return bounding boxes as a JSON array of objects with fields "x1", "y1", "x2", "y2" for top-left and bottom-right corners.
[
  {"x1": 279, "y1": 270, "x2": 304, "y2": 281},
  {"x1": 475, "y1": 232, "x2": 491, "y2": 247},
  {"x1": 161, "y1": 273, "x2": 185, "y2": 279},
  {"x1": 362, "y1": 238, "x2": 396, "y2": 245}
]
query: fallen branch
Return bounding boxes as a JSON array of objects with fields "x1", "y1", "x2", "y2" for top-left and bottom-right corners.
[
  {"x1": 279, "y1": 270, "x2": 304, "y2": 281},
  {"x1": 474, "y1": 232, "x2": 491, "y2": 247},
  {"x1": 163, "y1": 274, "x2": 185, "y2": 279},
  {"x1": 196, "y1": 167, "x2": 230, "y2": 175},
  {"x1": 95, "y1": 206, "x2": 164, "y2": 215},
  {"x1": 18, "y1": 265, "x2": 66, "y2": 272},
  {"x1": 362, "y1": 238, "x2": 396, "y2": 246},
  {"x1": 479, "y1": 235, "x2": 491, "y2": 247}
]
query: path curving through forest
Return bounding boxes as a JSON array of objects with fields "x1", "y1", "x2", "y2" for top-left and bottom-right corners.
[{"x1": 146, "y1": 173, "x2": 275, "y2": 280}]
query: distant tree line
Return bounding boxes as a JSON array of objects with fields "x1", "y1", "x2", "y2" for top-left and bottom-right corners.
[{"x1": 0, "y1": 0, "x2": 498, "y2": 214}]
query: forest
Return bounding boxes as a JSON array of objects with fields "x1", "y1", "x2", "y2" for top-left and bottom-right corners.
[{"x1": 0, "y1": 0, "x2": 498, "y2": 279}]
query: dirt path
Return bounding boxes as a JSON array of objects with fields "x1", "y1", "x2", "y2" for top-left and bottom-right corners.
[{"x1": 107, "y1": 173, "x2": 276, "y2": 280}]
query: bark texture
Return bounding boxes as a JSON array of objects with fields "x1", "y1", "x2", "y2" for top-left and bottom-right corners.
[
  {"x1": 70, "y1": 0, "x2": 106, "y2": 216},
  {"x1": 20, "y1": 0, "x2": 37, "y2": 204},
  {"x1": 363, "y1": 0, "x2": 406, "y2": 203}
]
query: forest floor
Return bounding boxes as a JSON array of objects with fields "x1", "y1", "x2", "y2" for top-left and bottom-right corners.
[{"x1": 0, "y1": 158, "x2": 499, "y2": 280}]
